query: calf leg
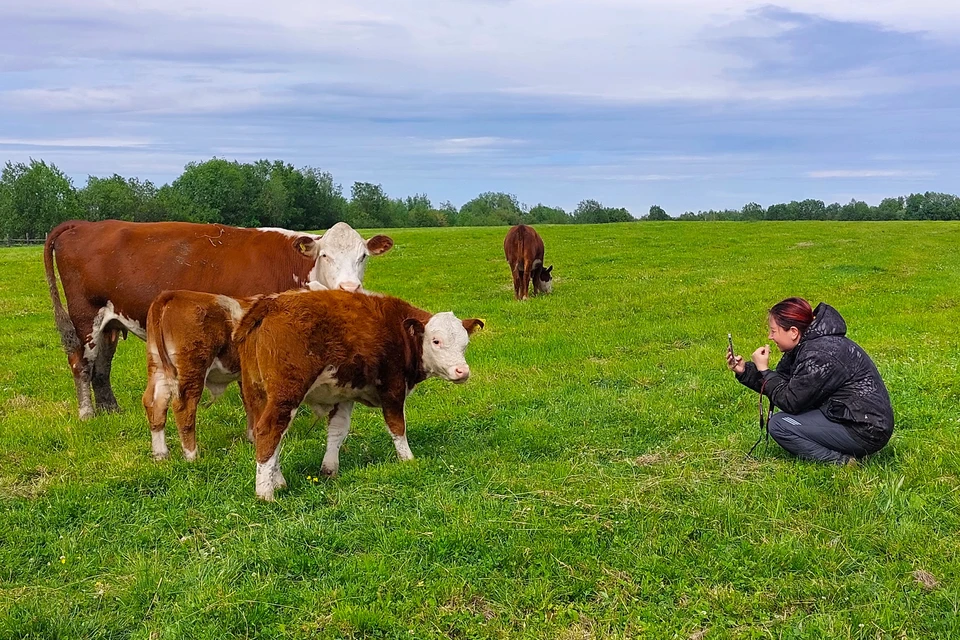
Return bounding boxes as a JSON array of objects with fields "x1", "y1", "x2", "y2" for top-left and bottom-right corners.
[
  {"x1": 382, "y1": 400, "x2": 414, "y2": 462},
  {"x1": 519, "y1": 262, "x2": 533, "y2": 301},
  {"x1": 142, "y1": 362, "x2": 172, "y2": 460},
  {"x1": 92, "y1": 331, "x2": 120, "y2": 414},
  {"x1": 320, "y1": 402, "x2": 354, "y2": 477},
  {"x1": 253, "y1": 400, "x2": 294, "y2": 501},
  {"x1": 238, "y1": 381, "x2": 256, "y2": 443},
  {"x1": 172, "y1": 387, "x2": 202, "y2": 462}
]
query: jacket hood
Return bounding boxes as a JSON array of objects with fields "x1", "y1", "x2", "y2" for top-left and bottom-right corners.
[{"x1": 803, "y1": 302, "x2": 847, "y2": 341}]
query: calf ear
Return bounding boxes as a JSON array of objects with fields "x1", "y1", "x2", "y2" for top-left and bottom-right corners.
[
  {"x1": 403, "y1": 317, "x2": 425, "y2": 339},
  {"x1": 366, "y1": 235, "x2": 394, "y2": 255},
  {"x1": 462, "y1": 318, "x2": 484, "y2": 335},
  {"x1": 295, "y1": 236, "x2": 317, "y2": 256},
  {"x1": 545, "y1": 265, "x2": 553, "y2": 274}
]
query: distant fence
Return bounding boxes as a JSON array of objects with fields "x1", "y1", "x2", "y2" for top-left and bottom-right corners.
[{"x1": 2, "y1": 237, "x2": 46, "y2": 247}]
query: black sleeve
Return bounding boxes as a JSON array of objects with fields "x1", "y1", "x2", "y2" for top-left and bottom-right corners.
[
  {"x1": 760, "y1": 351, "x2": 846, "y2": 413},
  {"x1": 735, "y1": 361, "x2": 764, "y2": 393}
]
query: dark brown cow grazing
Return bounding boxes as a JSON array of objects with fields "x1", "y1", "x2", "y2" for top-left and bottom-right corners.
[
  {"x1": 233, "y1": 289, "x2": 483, "y2": 501},
  {"x1": 43, "y1": 220, "x2": 392, "y2": 420},
  {"x1": 504, "y1": 224, "x2": 553, "y2": 300}
]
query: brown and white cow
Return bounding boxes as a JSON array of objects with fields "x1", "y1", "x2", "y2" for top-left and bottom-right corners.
[
  {"x1": 43, "y1": 220, "x2": 393, "y2": 420},
  {"x1": 504, "y1": 224, "x2": 553, "y2": 301},
  {"x1": 232, "y1": 289, "x2": 484, "y2": 501}
]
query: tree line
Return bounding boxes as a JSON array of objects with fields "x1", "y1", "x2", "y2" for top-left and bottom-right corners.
[
  {"x1": 2, "y1": 157, "x2": 958, "y2": 239},
  {"x1": 0, "y1": 158, "x2": 633, "y2": 239}
]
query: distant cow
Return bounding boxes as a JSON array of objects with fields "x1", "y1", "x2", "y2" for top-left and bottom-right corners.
[
  {"x1": 233, "y1": 289, "x2": 484, "y2": 500},
  {"x1": 43, "y1": 220, "x2": 393, "y2": 420},
  {"x1": 504, "y1": 224, "x2": 553, "y2": 300}
]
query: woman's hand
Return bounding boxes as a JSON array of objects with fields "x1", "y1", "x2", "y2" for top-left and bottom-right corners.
[
  {"x1": 726, "y1": 350, "x2": 745, "y2": 374},
  {"x1": 752, "y1": 345, "x2": 770, "y2": 371}
]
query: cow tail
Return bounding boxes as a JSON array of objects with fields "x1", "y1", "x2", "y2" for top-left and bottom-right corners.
[
  {"x1": 232, "y1": 295, "x2": 272, "y2": 348},
  {"x1": 43, "y1": 222, "x2": 83, "y2": 357},
  {"x1": 151, "y1": 292, "x2": 179, "y2": 380}
]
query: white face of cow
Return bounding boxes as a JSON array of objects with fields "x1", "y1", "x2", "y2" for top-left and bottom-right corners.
[
  {"x1": 421, "y1": 312, "x2": 484, "y2": 383},
  {"x1": 306, "y1": 222, "x2": 393, "y2": 292}
]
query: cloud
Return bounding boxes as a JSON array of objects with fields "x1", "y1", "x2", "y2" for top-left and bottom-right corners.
[
  {"x1": 807, "y1": 169, "x2": 937, "y2": 179},
  {"x1": 0, "y1": 136, "x2": 152, "y2": 148}
]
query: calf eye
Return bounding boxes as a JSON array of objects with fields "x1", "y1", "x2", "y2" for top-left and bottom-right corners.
[{"x1": 432, "y1": 338, "x2": 441, "y2": 346}]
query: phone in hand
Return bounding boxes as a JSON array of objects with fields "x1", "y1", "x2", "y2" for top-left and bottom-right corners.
[{"x1": 727, "y1": 333, "x2": 735, "y2": 357}]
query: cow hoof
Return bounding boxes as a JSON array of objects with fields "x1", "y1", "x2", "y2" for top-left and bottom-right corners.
[
  {"x1": 183, "y1": 449, "x2": 198, "y2": 462},
  {"x1": 273, "y1": 472, "x2": 287, "y2": 489},
  {"x1": 256, "y1": 490, "x2": 275, "y2": 502},
  {"x1": 152, "y1": 451, "x2": 170, "y2": 461},
  {"x1": 79, "y1": 408, "x2": 95, "y2": 421},
  {"x1": 320, "y1": 465, "x2": 338, "y2": 478}
]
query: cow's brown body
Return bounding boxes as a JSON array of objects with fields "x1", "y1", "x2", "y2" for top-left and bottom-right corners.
[
  {"x1": 233, "y1": 289, "x2": 482, "y2": 500},
  {"x1": 43, "y1": 219, "x2": 391, "y2": 420},
  {"x1": 503, "y1": 224, "x2": 553, "y2": 300},
  {"x1": 142, "y1": 290, "x2": 261, "y2": 461}
]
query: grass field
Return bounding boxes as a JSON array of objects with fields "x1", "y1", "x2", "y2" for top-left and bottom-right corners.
[{"x1": 2, "y1": 222, "x2": 960, "y2": 639}]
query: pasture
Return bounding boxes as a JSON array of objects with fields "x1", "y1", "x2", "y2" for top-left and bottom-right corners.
[{"x1": 2, "y1": 222, "x2": 960, "y2": 638}]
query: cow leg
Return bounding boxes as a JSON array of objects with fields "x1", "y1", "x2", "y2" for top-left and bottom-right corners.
[
  {"x1": 172, "y1": 388, "x2": 202, "y2": 462},
  {"x1": 239, "y1": 379, "x2": 266, "y2": 444},
  {"x1": 253, "y1": 400, "x2": 293, "y2": 501},
  {"x1": 513, "y1": 267, "x2": 526, "y2": 300},
  {"x1": 72, "y1": 354, "x2": 95, "y2": 421},
  {"x1": 142, "y1": 360, "x2": 172, "y2": 460},
  {"x1": 520, "y1": 267, "x2": 532, "y2": 301},
  {"x1": 91, "y1": 330, "x2": 120, "y2": 414},
  {"x1": 320, "y1": 402, "x2": 354, "y2": 477},
  {"x1": 237, "y1": 381, "x2": 256, "y2": 443},
  {"x1": 382, "y1": 400, "x2": 414, "y2": 462},
  {"x1": 530, "y1": 265, "x2": 543, "y2": 296}
]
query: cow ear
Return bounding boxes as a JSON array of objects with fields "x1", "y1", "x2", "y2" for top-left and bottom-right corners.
[
  {"x1": 545, "y1": 265, "x2": 553, "y2": 274},
  {"x1": 462, "y1": 318, "x2": 484, "y2": 335},
  {"x1": 366, "y1": 235, "x2": 394, "y2": 255},
  {"x1": 403, "y1": 317, "x2": 425, "y2": 339},
  {"x1": 295, "y1": 236, "x2": 317, "y2": 256}
]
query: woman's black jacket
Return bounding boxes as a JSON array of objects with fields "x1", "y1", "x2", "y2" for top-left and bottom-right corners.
[{"x1": 736, "y1": 303, "x2": 893, "y2": 449}]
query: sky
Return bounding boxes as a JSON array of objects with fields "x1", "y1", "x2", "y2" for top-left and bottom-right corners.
[{"x1": 1, "y1": 0, "x2": 959, "y2": 216}]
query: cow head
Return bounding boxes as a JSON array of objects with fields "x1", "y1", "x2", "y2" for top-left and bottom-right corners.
[
  {"x1": 300, "y1": 222, "x2": 393, "y2": 292},
  {"x1": 535, "y1": 265, "x2": 554, "y2": 294},
  {"x1": 404, "y1": 313, "x2": 483, "y2": 384}
]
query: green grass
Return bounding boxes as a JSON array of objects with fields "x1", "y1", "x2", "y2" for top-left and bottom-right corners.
[{"x1": 2, "y1": 222, "x2": 960, "y2": 638}]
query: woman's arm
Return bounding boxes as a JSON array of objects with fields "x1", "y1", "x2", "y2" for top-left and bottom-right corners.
[{"x1": 760, "y1": 351, "x2": 846, "y2": 413}]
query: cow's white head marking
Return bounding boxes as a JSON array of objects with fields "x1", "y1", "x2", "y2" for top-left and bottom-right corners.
[
  {"x1": 406, "y1": 313, "x2": 484, "y2": 383},
  {"x1": 299, "y1": 222, "x2": 393, "y2": 292}
]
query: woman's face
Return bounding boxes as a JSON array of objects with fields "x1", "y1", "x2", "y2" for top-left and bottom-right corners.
[{"x1": 767, "y1": 315, "x2": 801, "y2": 352}]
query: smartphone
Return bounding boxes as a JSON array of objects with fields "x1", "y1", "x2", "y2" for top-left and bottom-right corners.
[{"x1": 727, "y1": 333, "x2": 735, "y2": 356}]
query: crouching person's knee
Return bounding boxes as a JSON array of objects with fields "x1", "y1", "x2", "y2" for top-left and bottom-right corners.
[{"x1": 767, "y1": 412, "x2": 795, "y2": 440}]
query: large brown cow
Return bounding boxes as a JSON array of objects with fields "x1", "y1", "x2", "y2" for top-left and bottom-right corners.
[
  {"x1": 44, "y1": 220, "x2": 392, "y2": 420},
  {"x1": 504, "y1": 224, "x2": 553, "y2": 300},
  {"x1": 233, "y1": 289, "x2": 483, "y2": 501}
]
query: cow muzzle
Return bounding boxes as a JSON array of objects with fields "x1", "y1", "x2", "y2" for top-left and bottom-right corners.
[
  {"x1": 338, "y1": 281, "x2": 362, "y2": 293},
  {"x1": 449, "y1": 365, "x2": 470, "y2": 383}
]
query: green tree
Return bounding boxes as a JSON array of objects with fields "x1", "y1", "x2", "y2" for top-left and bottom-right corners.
[
  {"x1": 170, "y1": 158, "x2": 262, "y2": 226},
  {"x1": 0, "y1": 159, "x2": 80, "y2": 238},
  {"x1": 348, "y1": 182, "x2": 392, "y2": 228},
  {"x1": 526, "y1": 204, "x2": 571, "y2": 224},
  {"x1": 644, "y1": 204, "x2": 670, "y2": 221},
  {"x1": 458, "y1": 192, "x2": 523, "y2": 226}
]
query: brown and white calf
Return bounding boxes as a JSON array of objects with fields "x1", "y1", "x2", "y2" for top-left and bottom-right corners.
[
  {"x1": 232, "y1": 289, "x2": 483, "y2": 500},
  {"x1": 504, "y1": 224, "x2": 553, "y2": 300},
  {"x1": 44, "y1": 220, "x2": 392, "y2": 420}
]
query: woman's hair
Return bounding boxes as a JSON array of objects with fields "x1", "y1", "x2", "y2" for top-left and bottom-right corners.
[{"x1": 769, "y1": 297, "x2": 814, "y2": 334}]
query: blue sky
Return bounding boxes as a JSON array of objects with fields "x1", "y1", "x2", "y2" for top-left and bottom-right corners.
[{"x1": 1, "y1": 0, "x2": 958, "y2": 216}]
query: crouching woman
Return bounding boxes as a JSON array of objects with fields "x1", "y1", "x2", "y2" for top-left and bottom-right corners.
[{"x1": 727, "y1": 297, "x2": 893, "y2": 465}]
